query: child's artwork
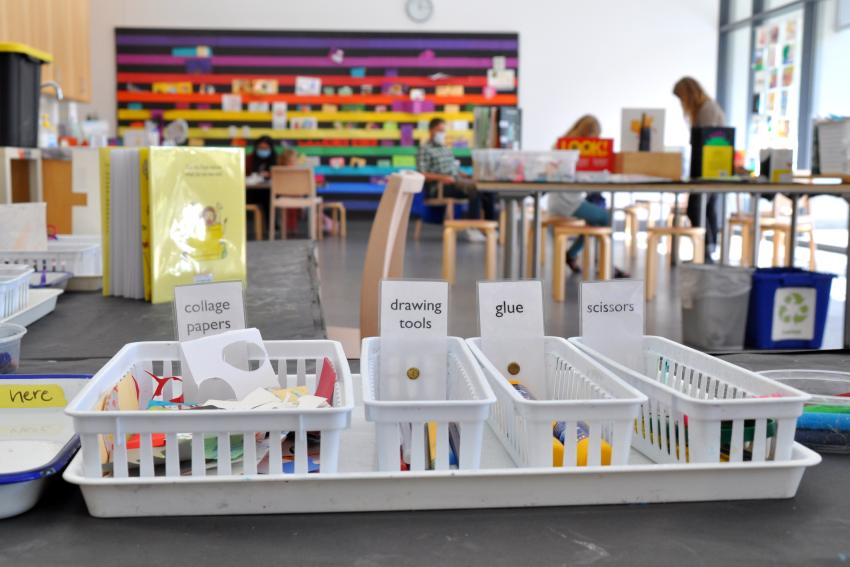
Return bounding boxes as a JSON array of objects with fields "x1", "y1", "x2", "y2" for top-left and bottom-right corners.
[
  {"x1": 769, "y1": 26, "x2": 780, "y2": 44},
  {"x1": 785, "y1": 18, "x2": 798, "y2": 41},
  {"x1": 757, "y1": 27, "x2": 768, "y2": 48},
  {"x1": 770, "y1": 69, "x2": 779, "y2": 89},
  {"x1": 754, "y1": 49, "x2": 765, "y2": 71},
  {"x1": 767, "y1": 46, "x2": 777, "y2": 67},
  {"x1": 782, "y1": 65, "x2": 795, "y2": 87},
  {"x1": 620, "y1": 108, "x2": 665, "y2": 152},
  {"x1": 231, "y1": 79, "x2": 254, "y2": 94},
  {"x1": 779, "y1": 90, "x2": 789, "y2": 116},
  {"x1": 295, "y1": 76, "x2": 322, "y2": 96},
  {"x1": 782, "y1": 44, "x2": 794, "y2": 65},
  {"x1": 754, "y1": 71, "x2": 767, "y2": 93},
  {"x1": 776, "y1": 118, "x2": 790, "y2": 138},
  {"x1": 767, "y1": 92, "x2": 776, "y2": 113}
]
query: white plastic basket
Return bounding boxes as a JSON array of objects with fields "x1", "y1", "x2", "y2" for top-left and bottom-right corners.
[
  {"x1": 0, "y1": 265, "x2": 33, "y2": 319},
  {"x1": 570, "y1": 336, "x2": 810, "y2": 464},
  {"x1": 467, "y1": 336, "x2": 646, "y2": 468},
  {"x1": 361, "y1": 336, "x2": 496, "y2": 472},
  {"x1": 472, "y1": 149, "x2": 580, "y2": 182},
  {"x1": 66, "y1": 340, "x2": 354, "y2": 479},
  {"x1": 0, "y1": 239, "x2": 102, "y2": 277}
]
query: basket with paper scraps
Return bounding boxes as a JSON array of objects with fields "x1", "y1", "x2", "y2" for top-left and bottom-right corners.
[{"x1": 65, "y1": 328, "x2": 354, "y2": 479}]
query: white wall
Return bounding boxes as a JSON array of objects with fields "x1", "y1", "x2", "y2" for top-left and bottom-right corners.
[
  {"x1": 813, "y1": 0, "x2": 850, "y2": 117},
  {"x1": 84, "y1": 0, "x2": 719, "y2": 150}
]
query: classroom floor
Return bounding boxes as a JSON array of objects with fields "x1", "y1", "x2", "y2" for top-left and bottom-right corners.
[{"x1": 314, "y1": 216, "x2": 848, "y2": 349}]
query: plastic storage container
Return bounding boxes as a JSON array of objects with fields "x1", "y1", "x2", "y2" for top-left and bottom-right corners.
[
  {"x1": 745, "y1": 268, "x2": 835, "y2": 349},
  {"x1": 0, "y1": 239, "x2": 102, "y2": 291},
  {"x1": 0, "y1": 374, "x2": 90, "y2": 518},
  {"x1": 759, "y1": 369, "x2": 850, "y2": 453},
  {"x1": 571, "y1": 336, "x2": 809, "y2": 463},
  {"x1": 680, "y1": 264, "x2": 754, "y2": 350},
  {"x1": 472, "y1": 149, "x2": 580, "y2": 182},
  {"x1": 0, "y1": 323, "x2": 26, "y2": 373},
  {"x1": 0, "y1": 43, "x2": 52, "y2": 148},
  {"x1": 0, "y1": 265, "x2": 33, "y2": 319},
  {"x1": 361, "y1": 336, "x2": 496, "y2": 472},
  {"x1": 66, "y1": 340, "x2": 354, "y2": 479},
  {"x1": 467, "y1": 337, "x2": 646, "y2": 468}
]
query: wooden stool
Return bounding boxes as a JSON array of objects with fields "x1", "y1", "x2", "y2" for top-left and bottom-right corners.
[
  {"x1": 525, "y1": 216, "x2": 585, "y2": 275},
  {"x1": 645, "y1": 227, "x2": 706, "y2": 301},
  {"x1": 245, "y1": 204, "x2": 263, "y2": 241},
  {"x1": 772, "y1": 219, "x2": 817, "y2": 270},
  {"x1": 551, "y1": 226, "x2": 612, "y2": 302},
  {"x1": 442, "y1": 219, "x2": 498, "y2": 284},
  {"x1": 321, "y1": 201, "x2": 347, "y2": 237},
  {"x1": 622, "y1": 201, "x2": 654, "y2": 256}
]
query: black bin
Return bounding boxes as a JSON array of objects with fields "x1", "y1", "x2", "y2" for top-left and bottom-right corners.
[{"x1": 0, "y1": 43, "x2": 52, "y2": 148}]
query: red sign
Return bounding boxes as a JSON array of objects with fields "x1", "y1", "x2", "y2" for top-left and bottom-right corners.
[{"x1": 556, "y1": 137, "x2": 614, "y2": 171}]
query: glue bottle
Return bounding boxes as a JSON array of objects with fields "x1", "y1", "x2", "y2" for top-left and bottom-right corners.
[{"x1": 510, "y1": 380, "x2": 612, "y2": 467}]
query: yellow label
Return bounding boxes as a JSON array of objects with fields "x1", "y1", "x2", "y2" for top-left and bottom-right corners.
[
  {"x1": 0, "y1": 384, "x2": 67, "y2": 408},
  {"x1": 701, "y1": 146, "x2": 734, "y2": 179}
]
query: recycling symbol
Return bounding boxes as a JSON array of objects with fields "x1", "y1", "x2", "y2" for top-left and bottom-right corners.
[{"x1": 778, "y1": 291, "x2": 810, "y2": 324}]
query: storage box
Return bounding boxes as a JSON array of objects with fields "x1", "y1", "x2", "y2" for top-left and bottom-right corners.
[
  {"x1": 571, "y1": 336, "x2": 809, "y2": 464},
  {"x1": 472, "y1": 149, "x2": 580, "y2": 182},
  {"x1": 0, "y1": 265, "x2": 32, "y2": 318},
  {"x1": 66, "y1": 339, "x2": 354, "y2": 479},
  {"x1": 0, "y1": 43, "x2": 52, "y2": 147},
  {"x1": 361, "y1": 336, "x2": 495, "y2": 472},
  {"x1": 614, "y1": 152, "x2": 682, "y2": 180},
  {"x1": 467, "y1": 336, "x2": 645, "y2": 468}
]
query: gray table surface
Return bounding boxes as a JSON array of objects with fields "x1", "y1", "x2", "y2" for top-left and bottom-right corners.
[
  {"x1": 15, "y1": 240, "x2": 325, "y2": 374},
  {"x1": 5, "y1": 258, "x2": 850, "y2": 566}
]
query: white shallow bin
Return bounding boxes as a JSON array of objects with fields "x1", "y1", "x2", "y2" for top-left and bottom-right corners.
[
  {"x1": 467, "y1": 336, "x2": 646, "y2": 468},
  {"x1": 361, "y1": 336, "x2": 496, "y2": 472},
  {"x1": 0, "y1": 265, "x2": 33, "y2": 318},
  {"x1": 570, "y1": 336, "x2": 810, "y2": 464},
  {"x1": 66, "y1": 340, "x2": 354, "y2": 479}
]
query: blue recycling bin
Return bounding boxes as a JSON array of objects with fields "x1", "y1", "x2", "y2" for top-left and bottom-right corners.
[{"x1": 745, "y1": 268, "x2": 835, "y2": 349}]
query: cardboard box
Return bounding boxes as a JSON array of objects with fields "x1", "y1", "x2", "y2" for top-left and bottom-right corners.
[{"x1": 614, "y1": 152, "x2": 683, "y2": 180}]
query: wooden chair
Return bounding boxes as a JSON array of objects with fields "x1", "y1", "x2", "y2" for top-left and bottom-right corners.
[
  {"x1": 269, "y1": 165, "x2": 322, "y2": 240},
  {"x1": 551, "y1": 226, "x2": 612, "y2": 302},
  {"x1": 729, "y1": 194, "x2": 817, "y2": 269},
  {"x1": 413, "y1": 181, "x2": 469, "y2": 240},
  {"x1": 245, "y1": 204, "x2": 263, "y2": 241},
  {"x1": 327, "y1": 172, "x2": 424, "y2": 357},
  {"x1": 321, "y1": 201, "x2": 347, "y2": 238},
  {"x1": 442, "y1": 219, "x2": 498, "y2": 284},
  {"x1": 622, "y1": 201, "x2": 654, "y2": 256},
  {"x1": 645, "y1": 226, "x2": 705, "y2": 301},
  {"x1": 525, "y1": 215, "x2": 585, "y2": 275}
]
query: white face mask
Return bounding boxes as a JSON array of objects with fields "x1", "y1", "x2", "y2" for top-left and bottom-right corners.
[{"x1": 433, "y1": 131, "x2": 446, "y2": 145}]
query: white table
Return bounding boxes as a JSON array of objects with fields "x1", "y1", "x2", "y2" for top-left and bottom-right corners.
[{"x1": 477, "y1": 175, "x2": 850, "y2": 346}]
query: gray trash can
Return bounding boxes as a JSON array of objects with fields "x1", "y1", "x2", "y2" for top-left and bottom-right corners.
[{"x1": 680, "y1": 264, "x2": 754, "y2": 350}]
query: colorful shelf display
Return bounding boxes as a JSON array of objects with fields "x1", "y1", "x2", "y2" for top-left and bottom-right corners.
[{"x1": 115, "y1": 29, "x2": 520, "y2": 193}]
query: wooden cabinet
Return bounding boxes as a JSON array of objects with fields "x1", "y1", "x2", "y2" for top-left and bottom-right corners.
[{"x1": 0, "y1": 0, "x2": 91, "y2": 102}]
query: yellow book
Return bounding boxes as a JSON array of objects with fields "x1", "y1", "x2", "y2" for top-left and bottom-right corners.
[
  {"x1": 148, "y1": 147, "x2": 246, "y2": 304},
  {"x1": 702, "y1": 145, "x2": 734, "y2": 179},
  {"x1": 98, "y1": 147, "x2": 111, "y2": 296},
  {"x1": 138, "y1": 148, "x2": 152, "y2": 301}
]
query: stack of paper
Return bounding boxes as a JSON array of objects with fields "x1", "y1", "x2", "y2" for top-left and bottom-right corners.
[
  {"x1": 99, "y1": 147, "x2": 246, "y2": 303},
  {"x1": 102, "y1": 148, "x2": 146, "y2": 299}
]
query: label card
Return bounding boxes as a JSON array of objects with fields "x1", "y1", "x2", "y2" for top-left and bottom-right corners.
[
  {"x1": 173, "y1": 281, "x2": 247, "y2": 342},
  {"x1": 0, "y1": 383, "x2": 67, "y2": 408},
  {"x1": 379, "y1": 279, "x2": 448, "y2": 401},
  {"x1": 771, "y1": 287, "x2": 816, "y2": 341},
  {"x1": 580, "y1": 280, "x2": 644, "y2": 370},
  {"x1": 478, "y1": 281, "x2": 546, "y2": 396}
]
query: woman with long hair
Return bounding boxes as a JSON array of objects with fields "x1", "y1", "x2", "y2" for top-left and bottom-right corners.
[{"x1": 673, "y1": 77, "x2": 727, "y2": 260}]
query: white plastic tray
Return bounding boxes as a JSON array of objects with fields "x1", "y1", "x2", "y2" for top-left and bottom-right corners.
[
  {"x1": 0, "y1": 375, "x2": 91, "y2": 518},
  {"x1": 63, "y1": 375, "x2": 821, "y2": 518},
  {"x1": 0, "y1": 289, "x2": 63, "y2": 327}
]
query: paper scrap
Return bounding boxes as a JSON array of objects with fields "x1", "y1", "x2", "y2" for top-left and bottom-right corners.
[
  {"x1": 221, "y1": 94, "x2": 242, "y2": 112},
  {"x1": 295, "y1": 76, "x2": 322, "y2": 96}
]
